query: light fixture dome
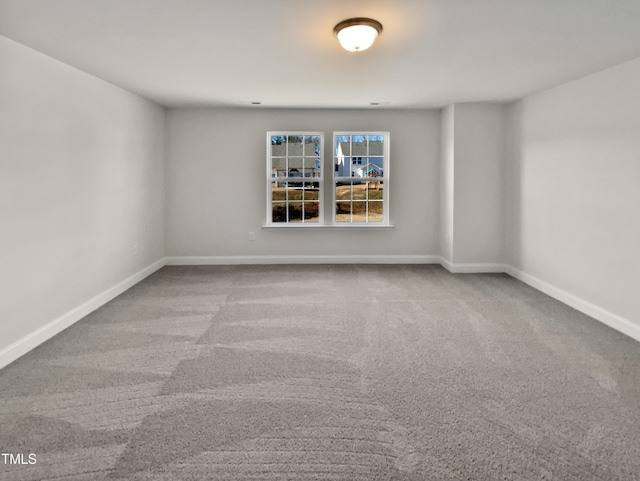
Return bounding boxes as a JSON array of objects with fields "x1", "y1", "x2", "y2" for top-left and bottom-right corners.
[{"x1": 334, "y1": 18, "x2": 382, "y2": 52}]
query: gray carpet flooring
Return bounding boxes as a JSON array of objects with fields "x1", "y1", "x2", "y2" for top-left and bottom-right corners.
[{"x1": 1, "y1": 264, "x2": 639, "y2": 480}]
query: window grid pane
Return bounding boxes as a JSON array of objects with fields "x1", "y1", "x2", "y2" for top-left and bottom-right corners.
[
  {"x1": 268, "y1": 132, "x2": 323, "y2": 225},
  {"x1": 333, "y1": 132, "x2": 388, "y2": 224}
]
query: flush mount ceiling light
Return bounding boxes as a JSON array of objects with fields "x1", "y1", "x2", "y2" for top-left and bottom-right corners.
[{"x1": 334, "y1": 18, "x2": 383, "y2": 52}]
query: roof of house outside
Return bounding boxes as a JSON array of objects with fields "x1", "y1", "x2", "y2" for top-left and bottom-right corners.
[
  {"x1": 271, "y1": 139, "x2": 319, "y2": 158},
  {"x1": 271, "y1": 157, "x2": 319, "y2": 170},
  {"x1": 338, "y1": 141, "x2": 384, "y2": 157},
  {"x1": 355, "y1": 163, "x2": 383, "y2": 176}
]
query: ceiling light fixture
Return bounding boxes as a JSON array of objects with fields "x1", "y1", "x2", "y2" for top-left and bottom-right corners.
[{"x1": 334, "y1": 18, "x2": 383, "y2": 52}]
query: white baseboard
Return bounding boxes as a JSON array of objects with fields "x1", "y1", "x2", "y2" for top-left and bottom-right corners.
[
  {"x1": 0, "y1": 259, "x2": 166, "y2": 370},
  {"x1": 3, "y1": 256, "x2": 638, "y2": 370},
  {"x1": 505, "y1": 265, "x2": 640, "y2": 343},
  {"x1": 165, "y1": 255, "x2": 441, "y2": 265},
  {"x1": 438, "y1": 257, "x2": 508, "y2": 274}
]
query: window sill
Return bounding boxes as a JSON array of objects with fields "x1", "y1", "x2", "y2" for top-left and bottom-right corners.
[{"x1": 262, "y1": 224, "x2": 394, "y2": 229}]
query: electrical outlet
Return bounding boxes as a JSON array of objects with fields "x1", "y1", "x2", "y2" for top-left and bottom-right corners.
[
  {"x1": 132, "y1": 243, "x2": 139, "y2": 256},
  {"x1": 248, "y1": 232, "x2": 255, "y2": 241}
]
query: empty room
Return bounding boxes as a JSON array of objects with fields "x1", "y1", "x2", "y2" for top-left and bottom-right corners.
[{"x1": 1, "y1": 1, "x2": 640, "y2": 480}]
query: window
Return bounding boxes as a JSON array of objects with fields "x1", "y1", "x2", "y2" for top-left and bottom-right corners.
[
  {"x1": 266, "y1": 132, "x2": 323, "y2": 224},
  {"x1": 334, "y1": 132, "x2": 390, "y2": 224},
  {"x1": 265, "y1": 131, "x2": 390, "y2": 227}
]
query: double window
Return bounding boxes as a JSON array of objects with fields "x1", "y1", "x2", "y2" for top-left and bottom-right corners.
[{"x1": 266, "y1": 131, "x2": 389, "y2": 226}]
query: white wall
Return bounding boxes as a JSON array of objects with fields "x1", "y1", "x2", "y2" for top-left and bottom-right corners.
[
  {"x1": 452, "y1": 103, "x2": 506, "y2": 264},
  {"x1": 506, "y1": 56, "x2": 640, "y2": 332},
  {"x1": 165, "y1": 108, "x2": 440, "y2": 260},
  {"x1": 438, "y1": 103, "x2": 506, "y2": 268},
  {"x1": 0, "y1": 36, "x2": 165, "y2": 362},
  {"x1": 439, "y1": 105, "x2": 455, "y2": 263}
]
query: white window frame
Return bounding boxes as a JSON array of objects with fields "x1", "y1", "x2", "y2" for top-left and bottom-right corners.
[
  {"x1": 333, "y1": 132, "x2": 390, "y2": 225},
  {"x1": 266, "y1": 132, "x2": 324, "y2": 226}
]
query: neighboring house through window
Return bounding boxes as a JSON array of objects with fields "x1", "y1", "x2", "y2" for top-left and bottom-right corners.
[{"x1": 334, "y1": 132, "x2": 390, "y2": 224}]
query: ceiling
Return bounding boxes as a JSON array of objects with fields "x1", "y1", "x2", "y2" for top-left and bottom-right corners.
[{"x1": 2, "y1": 0, "x2": 640, "y2": 109}]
